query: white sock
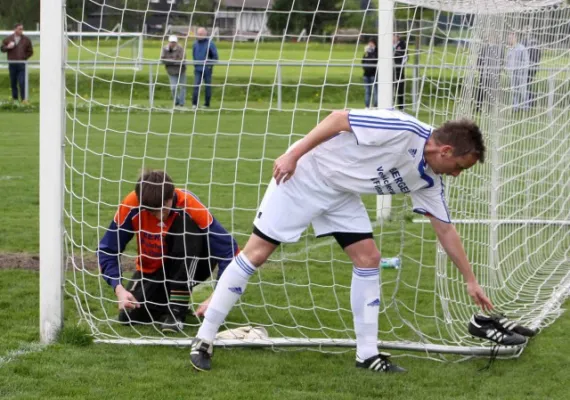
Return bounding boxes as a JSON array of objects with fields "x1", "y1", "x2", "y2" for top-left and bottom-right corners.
[
  {"x1": 351, "y1": 266, "x2": 380, "y2": 360},
  {"x1": 196, "y1": 253, "x2": 256, "y2": 341}
]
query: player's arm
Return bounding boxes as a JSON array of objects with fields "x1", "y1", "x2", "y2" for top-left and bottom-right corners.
[
  {"x1": 273, "y1": 110, "x2": 351, "y2": 183},
  {"x1": 26, "y1": 39, "x2": 33, "y2": 59},
  {"x1": 1, "y1": 37, "x2": 11, "y2": 52},
  {"x1": 429, "y1": 216, "x2": 494, "y2": 311},
  {"x1": 97, "y1": 209, "x2": 137, "y2": 308}
]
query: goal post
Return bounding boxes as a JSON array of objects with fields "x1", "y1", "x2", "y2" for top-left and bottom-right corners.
[
  {"x1": 376, "y1": 0, "x2": 394, "y2": 222},
  {"x1": 39, "y1": 0, "x2": 65, "y2": 344},
  {"x1": 40, "y1": 0, "x2": 570, "y2": 356}
]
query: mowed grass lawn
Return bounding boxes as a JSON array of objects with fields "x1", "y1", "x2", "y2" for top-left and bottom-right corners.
[{"x1": 0, "y1": 109, "x2": 569, "y2": 399}]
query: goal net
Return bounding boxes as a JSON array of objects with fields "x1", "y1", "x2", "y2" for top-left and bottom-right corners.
[{"x1": 51, "y1": 0, "x2": 570, "y2": 357}]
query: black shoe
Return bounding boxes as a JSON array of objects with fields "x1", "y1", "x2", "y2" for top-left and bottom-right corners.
[
  {"x1": 190, "y1": 338, "x2": 213, "y2": 371},
  {"x1": 159, "y1": 314, "x2": 185, "y2": 333},
  {"x1": 486, "y1": 313, "x2": 537, "y2": 337},
  {"x1": 468, "y1": 314, "x2": 527, "y2": 345},
  {"x1": 356, "y1": 352, "x2": 407, "y2": 373}
]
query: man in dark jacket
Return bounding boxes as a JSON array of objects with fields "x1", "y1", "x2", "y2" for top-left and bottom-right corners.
[
  {"x1": 393, "y1": 34, "x2": 407, "y2": 110},
  {"x1": 522, "y1": 35, "x2": 541, "y2": 107},
  {"x1": 362, "y1": 38, "x2": 378, "y2": 108},
  {"x1": 192, "y1": 27, "x2": 219, "y2": 109},
  {"x1": 1, "y1": 23, "x2": 33, "y2": 104}
]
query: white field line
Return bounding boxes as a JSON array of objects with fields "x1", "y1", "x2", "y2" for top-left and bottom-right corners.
[{"x1": 0, "y1": 342, "x2": 46, "y2": 368}]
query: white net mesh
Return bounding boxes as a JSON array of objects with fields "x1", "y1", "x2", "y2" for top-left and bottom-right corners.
[{"x1": 63, "y1": 0, "x2": 570, "y2": 357}]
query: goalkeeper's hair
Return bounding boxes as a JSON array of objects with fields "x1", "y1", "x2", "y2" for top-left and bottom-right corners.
[
  {"x1": 134, "y1": 170, "x2": 175, "y2": 209},
  {"x1": 433, "y1": 119, "x2": 486, "y2": 163}
]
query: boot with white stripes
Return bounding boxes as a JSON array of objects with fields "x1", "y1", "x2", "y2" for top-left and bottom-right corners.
[
  {"x1": 486, "y1": 313, "x2": 538, "y2": 337},
  {"x1": 356, "y1": 352, "x2": 407, "y2": 373},
  {"x1": 468, "y1": 314, "x2": 527, "y2": 345}
]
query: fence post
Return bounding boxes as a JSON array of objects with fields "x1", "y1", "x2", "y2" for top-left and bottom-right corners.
[
  {"x1": 412, "y1": 65, "x2": 418, "y2": 113},
  {"x1": 149, "y1": 63, "x2": 154, "y2": 107},
  {"x1": 547, "y1": 74, "x2": 554, "y2": 120},
  {"x1": 277, "y1": 63, "x2": 282, "y2": 111},
  {"x1": 25, "y1": 61, "x2": 29, "y2": 101}
]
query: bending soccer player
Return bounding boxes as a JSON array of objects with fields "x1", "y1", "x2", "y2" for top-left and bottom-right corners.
[
  {"x1": 98, "y1": 170, "x2": 239, "y2": 332},
  {"x1": 190, "y1": 109, "x2": 494, "y2": 372}
]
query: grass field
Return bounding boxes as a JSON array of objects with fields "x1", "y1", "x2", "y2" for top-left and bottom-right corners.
[
  {"x1": 0, "y1": 34, "x2": 569, "y2": 399},
  {"x1": 0, "y1": 106, "x2": 569, "y2": 399}
]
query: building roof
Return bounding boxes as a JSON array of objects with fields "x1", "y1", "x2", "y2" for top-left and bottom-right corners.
[{"x1": 218, "y1": 0, "x2": 274, "y2": 9}]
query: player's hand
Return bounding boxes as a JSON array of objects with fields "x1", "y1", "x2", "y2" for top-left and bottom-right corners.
[
  {"x1": 273, "y1": 152, "x2": 297, "y2": 184},
  {"x1": 194, "y1": 296, "x2": 212, "y2": 317},
  {"x1": 115, "y1": 285, "x2": 139, "y2": 310},
  {"x1": 466, "y1": 281, "x2": 494, "y2": 312}
]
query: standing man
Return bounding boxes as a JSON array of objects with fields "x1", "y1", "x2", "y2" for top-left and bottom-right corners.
[
  {"x1": 522, "y1": 35, "x2": 541, "y2": 107},
  {"x1": 393, "y1": 34, "x2": 407, "y2": 110},
  {"x1": 1, "y1": 23, "x2": 33, "y2": 104},
  {"x1": 506, "y1": 33, "x2": 530, "y2": 111},
  {"x1": 161, "y1": 35, "x2": 187, "y2": 107},
  {"x1": 475, "y1": 39, "x2": 503, "y2": 113},
  {"x1": 192, "y1": 27, "x2": 219, "y2": 109},
  {"x1": 362, "y1": 38, "x2": 378, "y2": 109},
  {"x1": 189, "y1": 108, "x2": 494, "y2": 373}
]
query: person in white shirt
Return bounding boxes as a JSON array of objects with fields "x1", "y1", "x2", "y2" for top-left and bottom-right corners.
[
  {"x1": 506, "y1": 33, "x2": 530, "y2": 111},
  {"x1": 190, "y1": 108, "x2": 494, "y2": 373}
]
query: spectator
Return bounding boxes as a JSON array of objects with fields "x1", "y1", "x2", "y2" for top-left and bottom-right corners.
[
  {"x1": 522, "y1": 35, "x2": 542, "y2": 107},
  {"x1": 393, "y1": 34, "x2": 407, "y2": 110},
  {"x1": 1, "y1": 23, "x2": 33, "y2": 104},
  {"x1": 475, "y1": 40, "x2": 504, "y2": 112},
  {"x1": 362, "y1": 38, "x2": 378, "y2": 109},
  {"x1": 161, "y1": 35, "x2": 187, "y2": 107},
  {"x1": 506, "y1": 33, "x2": 530, "y2": 111},
  {"x1": 192, "y1": 27, "x2": 219, "y2": 109}
]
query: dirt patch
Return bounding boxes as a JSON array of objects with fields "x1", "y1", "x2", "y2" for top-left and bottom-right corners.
[
  {"x1": 0, "y1": 253, "x2": 136, "y2": 272},
  {"x1": 0, "y1": 253, "x2": 40, "y2": 270}
]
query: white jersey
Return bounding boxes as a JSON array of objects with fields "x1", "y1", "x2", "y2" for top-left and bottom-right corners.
[{"x1": 311, "y1": 108, "x2": 451, "y2": 223}]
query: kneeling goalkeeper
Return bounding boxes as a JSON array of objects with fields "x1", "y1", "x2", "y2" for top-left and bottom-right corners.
[{"x1": 97, "y1": 170, "x2": 239, "y2": 332}]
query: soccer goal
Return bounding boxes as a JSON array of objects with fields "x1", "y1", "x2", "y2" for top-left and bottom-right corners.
[{"x1": 40, "y1": 0, "x2": 570, "y2": 359}]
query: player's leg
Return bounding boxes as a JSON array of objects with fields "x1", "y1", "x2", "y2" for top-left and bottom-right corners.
[
  {"x1": 168, "y1": 73, "x2": 178, "y2": 105},
  {"x1": 313, "y1": 194, "x2": 405, "y2": 373},
  {"x1": 8, "y1": 64, "x2": 18, "y2": 101},
  {"x1": 160, "y1": 212, "x2": 205, "y2": 332},
  {"x1": 118, "y1": 269, "x2": 168, "y2": 325},
  {"x1": 192, "y1": 70, "x2": 202, "y2": 107},
  {"x1": 177, "y1": 73, "x2": 187, "y2": 107},
  {"x1": 203, "y1": 68, "x2": 212, "y2": 107},
  {"x1": 18, "y1": 65, "x2": 26, "y2": 102},
  {"x1": 397, "y1": 67, "x2": 405, "y2": 109},
  {"x1": 191, "y1": 154, "x2": 330, "y2": 371},
  {"x1": 364, "y1": 75, "x2": 372, "y2": 108}
]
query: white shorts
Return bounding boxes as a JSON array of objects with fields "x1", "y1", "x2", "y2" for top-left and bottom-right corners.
[{"x1": 253, "y1": 153, "x2": 372, "y2": 243}]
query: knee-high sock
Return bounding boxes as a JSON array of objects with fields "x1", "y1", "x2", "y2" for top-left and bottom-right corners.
[
  {"x1": 351, "y1": 266, "x2": 380, "y2": 360},
  {"x1": 196, "y1": 253, "x2": 256, "y2": 341}
]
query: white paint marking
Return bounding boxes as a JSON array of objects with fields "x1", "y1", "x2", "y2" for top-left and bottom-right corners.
[
  {"x1": 0, "y1": 342, "x2": 46, "y2": 368},
  {"x1": 0, "y1": 176, "x2": 24, "y2": 181}
]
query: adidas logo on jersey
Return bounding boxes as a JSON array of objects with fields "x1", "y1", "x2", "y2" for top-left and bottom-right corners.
[
  {"x1": 367, "y1": 298, "x2": 380, "y2": 307},
  {"x1": 408, "y1": 148, "x2": 417, "y2": 158},
  {"x1": 229, "y1": 286, "x2": 243, "y2": 295}
]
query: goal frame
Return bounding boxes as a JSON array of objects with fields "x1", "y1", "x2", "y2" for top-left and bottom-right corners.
[
  {"x1": 40, "y1": 0, "x2": 65, "y2": 344},
  {"x1": 39, "y1": 0, "x2": 568, "y2": 358}
]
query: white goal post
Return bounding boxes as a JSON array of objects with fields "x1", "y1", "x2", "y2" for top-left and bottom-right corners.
[{"x1": 40, "y1": 0, "x2": 570, "y2": 359}]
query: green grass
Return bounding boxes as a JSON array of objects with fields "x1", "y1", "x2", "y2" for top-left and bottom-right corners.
[
  {"x1": 0, "y1": 38, "x2": 569, "y2": 396},
  {"x1": 1, "y1": 40, "x2": 569, "y2": 106},
  {"x1": 0, "y1": 269, "x2": 569, "y2": 399}
]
